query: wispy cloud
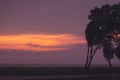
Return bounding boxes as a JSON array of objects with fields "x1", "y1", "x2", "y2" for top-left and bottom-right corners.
[{"x1": 0, "y1": 34, "x2": 86, "y2": 52}]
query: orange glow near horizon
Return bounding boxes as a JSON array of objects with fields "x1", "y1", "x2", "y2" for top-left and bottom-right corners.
[{"x1": 0, "y1": 34, "x2": 86, "y2": 52}]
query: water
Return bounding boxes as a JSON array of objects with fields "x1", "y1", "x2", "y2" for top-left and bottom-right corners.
[
  {"x1": 0, "y1": 65, "x2": 119, "y2": 80},
  {"x1": 0, "y1": 74, "x2": 119, "y2": 80}
]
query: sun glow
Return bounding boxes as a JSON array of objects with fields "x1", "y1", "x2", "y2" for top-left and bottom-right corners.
[{"x1": 0, "y1": 34, "x2": 86, "y2": 51}]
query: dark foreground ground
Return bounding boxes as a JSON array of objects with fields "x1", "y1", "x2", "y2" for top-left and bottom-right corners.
[{"x1": 0, "y1": 66, "x2": 120, "y2": 80}]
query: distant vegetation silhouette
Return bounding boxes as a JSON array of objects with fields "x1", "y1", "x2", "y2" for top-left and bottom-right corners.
[{"x1": 85, "y1": 3, "x2": 120, "y2": 71}]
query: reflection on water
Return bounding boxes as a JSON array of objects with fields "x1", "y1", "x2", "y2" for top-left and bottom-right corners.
[{"x1": 0, "y1": 74, "x2": 120, "y2": 80}]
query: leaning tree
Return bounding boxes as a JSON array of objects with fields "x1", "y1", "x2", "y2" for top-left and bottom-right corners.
[{"x1": 85, "y1": 3, "x2": 120, "y2": 71}]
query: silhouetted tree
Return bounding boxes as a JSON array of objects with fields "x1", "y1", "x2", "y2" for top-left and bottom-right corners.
[
  {"x1": 103, "y1": 39, "x2": 114, "y2": 70},
  {"x1": 85, "y1": 3, "x2": 120, "y2": 71}
]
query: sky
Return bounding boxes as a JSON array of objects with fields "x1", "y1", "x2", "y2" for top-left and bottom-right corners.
[{"x1": 0, "y1": 0, "x2": 120, "y2": 66}]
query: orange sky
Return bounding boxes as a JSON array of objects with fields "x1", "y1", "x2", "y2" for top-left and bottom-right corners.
[{"x1": 0, "y1": 34, "x2": 86, "y2": 52}]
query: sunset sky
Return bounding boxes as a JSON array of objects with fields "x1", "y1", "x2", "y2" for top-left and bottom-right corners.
[{"x1": 0, "y1": 0, "x2": 120, "y2": 65}]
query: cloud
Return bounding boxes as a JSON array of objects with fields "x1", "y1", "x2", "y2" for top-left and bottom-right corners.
[
  {"x1": 0, "y1": 34, "x2": 86, "y2": 52},
  {"x1": 26, "y1": 43, "x2": 43, "y2": 47}
]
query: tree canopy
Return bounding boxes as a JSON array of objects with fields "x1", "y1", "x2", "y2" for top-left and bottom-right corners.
[{"x1": 85, "y1": 3, "x2": 120, "y2": 71}]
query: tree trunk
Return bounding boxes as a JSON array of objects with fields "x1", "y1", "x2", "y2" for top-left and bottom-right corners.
[
  {"x1": 85, "y1": 46, "x2": 93, "y2": 72},
  {"x1": 87, "y1": 55, "x2": 93, "y2": 71},
  {"x1": 85, "y1": 46, "x2": 90, "y2": 71},
  {"x1": 108, "y1": 58, "x2": 112, "y2": 72},
  {"x1": 85, "y1": 45, "x2": 99, "y2": 72}
]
